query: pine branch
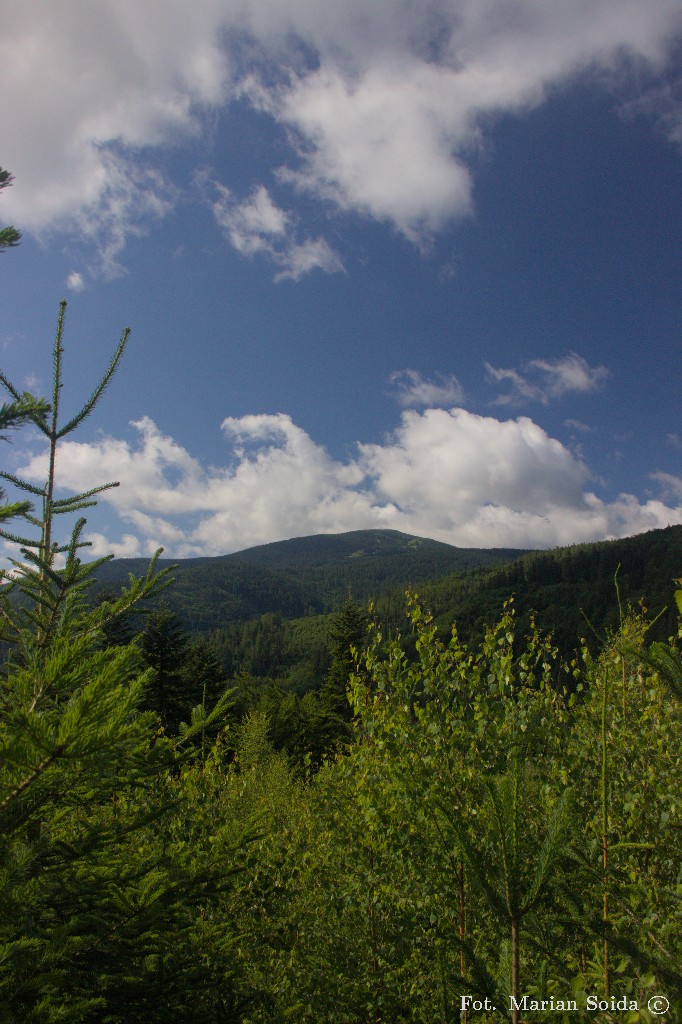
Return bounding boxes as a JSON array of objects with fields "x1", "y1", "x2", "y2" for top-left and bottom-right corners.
[
  {"x1": 14, "y1": 548, "x2": 64, "y2": 581},
  {"x1": 52, "y1": 501, "x2": 98, "y2": 515},
  {"x1": 485, "y1": 773, "x2": 517, "y2": 913},
  {"x1": 84, "y1": 549, "x2": 174, "y2": 641},
  {"x1": 0, "y1": 396, "x2": 50, "y2": 436},
  {"x1": 0, "y1": 372, "x2": 26, "y2": 405},
  {"x1": 0, "y1": 226, "x2": 21, "y2": 248},
  {"x1": 0, "y1": 471, "x2": 46, "y2": 496},
  {"x1": 58, "y1": 328, "x2": 131, "y2": 439},
  {"x1": 0, "y1": 502, "x2": 33, "y2": 524},
  {"x1": 525, "y1": 787, "x2": 574, "y2": 912},
  {"x1": 21, "y1": 513, "x2": 44, "y2": 529},
  {"x1": 50, "y1": 302, "x2": 65, "y2": 429},
  {"x1": 52, "y1": 482, "x2": 120, "y2": 508},
  {"x1": 0, "y1": 745, "x2": 66, "y2": 815},
  {"x1": 434, "y1": 796, "x2": 507, "y2": 919},
  {"x1": 52, "y1": 539, "x2": 92, "y2": 553},
  {"x1": 0, "y1": 527, "x2": 42, "y2": 547}
]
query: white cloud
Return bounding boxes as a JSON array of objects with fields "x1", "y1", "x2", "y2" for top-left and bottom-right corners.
[
  {"x1": 213, "y1": 184, "x2": 289, "y2": 256},
  {"x1": 620, "y1": 76, "x2": 682, "y2": 148},
  {"x1": 486, "y1": 353, "x2": 609, "y2": 405},
  {"x1": 66, "y1": 271, "x2": 85, "y2": 293},
  {"x1": 251, "y1": 0, "x2": 682, "y2": 241},
  {"x1": 529, "y1": 354, "x2": 609, "y2": 396},
  {"x1": 85, "y1": 532, "x2": 143, "y2": 559},
  {"x1": 14, "y1": 408, "x2": 682, "y2": 557},
  {"x1": 565, "y1": 418, "x2": 592, "y2": 434},
  {"x1": 212, "y1": 182, "x2": 344, "y2": 280},
  {"x1": 1, "y1": 2, "x2": 227, "y2": 266},
  {"x1": 272, "y1": 60, "x2": 476, "y2": 242},
  {"x1": 73, "y1": 160, "x2": 177, "y2": 277},
  {"x1": 273, "y1": 237, "x2": 344, "y2": 283},
  {"x1": 650, "y1": 472, "x2": 682, "y2": 503},
  {"x1": 2, "y1": 1, "x2": 681, "y2": 258},
  {"x1": 388, "y1": 369, "x2": 464, "y2": 408}
]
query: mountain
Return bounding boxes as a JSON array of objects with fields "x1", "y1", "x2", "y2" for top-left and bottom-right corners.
[
  {"x1": 417, "y1": 523, "x2": 681, "y2": 655},
  {"x1": 92, "y1": 529, "x2": 528, "y2": 631},
  {"x1": 88, "y1": 525, "x2": 682, "y2": 687}
]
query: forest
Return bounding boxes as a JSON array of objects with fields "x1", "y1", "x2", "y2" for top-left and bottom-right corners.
[{"x1": 0, "y1": 305, "x2": 680, "y2": 1023}]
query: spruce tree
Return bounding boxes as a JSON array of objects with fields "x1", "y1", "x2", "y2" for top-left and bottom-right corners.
[
  {"x1": 138, "y1": 604, "x2": 189, "y2": 729},
  {"x1": 0, "y1": 303, "x2": 249, "y2": 1022},
  {"x1": 322, "y1": 596, "x2": 369, "y2": 721}
]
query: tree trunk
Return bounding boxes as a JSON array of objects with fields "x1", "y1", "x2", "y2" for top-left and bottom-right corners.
[
  {"x1": 601, "y1": 668, "x2": 610, "y2": 999},
  {"x1": 511, "y1": 918, "x2": 521, "y2": 1024},
  {"x1": 459, "y1": 861, "x2": 467, "y2": 1024},
  {"x1": 459, "y1": 860, "x2": 466, "y2": 978}
]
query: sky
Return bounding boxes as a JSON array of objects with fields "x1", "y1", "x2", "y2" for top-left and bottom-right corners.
[{"x1": 0, "y1": 0, "x2": 681, "y2": 561}]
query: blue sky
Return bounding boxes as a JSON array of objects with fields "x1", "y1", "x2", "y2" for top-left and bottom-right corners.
[{"x1": 1, "y1": 1, "x2": 681, "y2": 559}]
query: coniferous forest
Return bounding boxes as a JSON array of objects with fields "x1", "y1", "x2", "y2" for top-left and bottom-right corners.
[{"x1": 1, "y1": 306, "x2": 680, "y2": 1023}]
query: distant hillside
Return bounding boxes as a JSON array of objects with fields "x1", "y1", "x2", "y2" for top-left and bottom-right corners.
[
  {"x1": 86, "y1": 525, "x2": 681, "y2": 693},
  {"x1": 206, "y1": 525, "x2": 681, "y2": 690},
  {"x1": 93, "y1": 529, "x2": 527, "y2": 631},
  {"x1": 416, "y1": 524, "x2": 681, "y2": 654},
  {"x1": 223, "y1": 530, "x2": 523, "y2": 573}
]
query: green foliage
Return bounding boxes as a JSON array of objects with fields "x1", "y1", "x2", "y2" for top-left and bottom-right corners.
[
  {"x1": 238, "y1": 591, "x2": 679, "y2": 1023},
  {"x1": 229, "y1": 674, "x2": 344, "y2": 769},
  {"x1": 566, "y1": 613, "x2": 682, "y2": 1007},
  {"x1": 137, "y1": 604, "x2": 190, "y2": 728},
  {"x1": 323, "y1": 597, "x2": 369, "y2": 701},
  {"x1": 0, "y1": 304, "x2": 253, "y2": 1022},
  {"x1": 0, "y1": 168, "x2": 21, "y2": 252},
  {"x1": 423, "y1": 526, "x2": 682, "y2": 656},
  {"x1": 0, "y1": 395, "x2": 51, "y2": 526},
  {"x1": 1, "y1": 304, "x2": 679, "y2": 1022},
  {"x1": 336, "y1": 596, "x2": 576, "y2": 1016}
]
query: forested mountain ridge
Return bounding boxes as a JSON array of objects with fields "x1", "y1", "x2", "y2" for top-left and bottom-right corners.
[
  {"x1": 419, "y1": 522, "x2": 681, "y2": 654},
  {"x1": 93, "y1": 529, "x2": 528, "y2": 630},
  {"x1": 93, "y1": 525, "x2": 680, "y2": 648},
  {"x1": 87, "y1": 525, "x2": 682, "y2": 694}
]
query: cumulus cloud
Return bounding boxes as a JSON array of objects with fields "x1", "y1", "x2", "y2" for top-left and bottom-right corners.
[
  {"x1": 14, "y1": 408, "x2": 682, "y2": 558},
  {"x1": 389, "y1": 369, "x2": 464, "y2": 408},
  {"x1": 486, "y1": 353, "x2": 609, "y2": 405},
  {"x1": 272, "y1": 61, "x2": 476, "y2": 242},
  {"x1": 1, "y1": 3, "x2": 224, "y2": 267},
  {"x1": 2, "y1": 1, "x2": 682, "y2": 259},
  {"x1": 260, "y1": 2, "x2": 682, "y2": 241},
  {"x1": 212, "y1": 183, "x2": 344, "y2": 280}
]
